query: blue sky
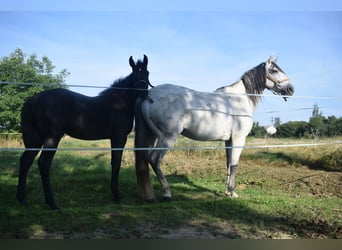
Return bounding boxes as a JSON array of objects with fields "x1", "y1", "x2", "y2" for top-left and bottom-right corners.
[{"x1": 1, "y1": 1, "x2": 341, "y2": 125}]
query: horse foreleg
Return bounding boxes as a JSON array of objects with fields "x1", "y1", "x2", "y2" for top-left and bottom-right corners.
[
  {"x1": 226, "y1": 164, "x2": 239, "y2": 198},
  {"x1": 110, "y1": 136, "x2": 128, "y2": 203},
  {"x1": 110, "y1": 150, "x2": 124, "y2": 203},
  {"x1": 17, "y1": 150, "x2": 40, "y2": 207},
  {"x1": 225, "y1": 137, "x2": 245, "y2": 198},
  {"x1": 38, "y1": 148, "x2": 58, "y2": 209}
]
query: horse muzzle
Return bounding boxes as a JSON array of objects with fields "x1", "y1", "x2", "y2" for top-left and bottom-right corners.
[{"x1": 279, "y1": 82, "x2": 295, "y2": 101}]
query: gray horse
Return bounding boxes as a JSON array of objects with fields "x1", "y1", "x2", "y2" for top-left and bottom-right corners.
[{"x1": 135, "y1": 56, "x2": 294, "y2": 201}]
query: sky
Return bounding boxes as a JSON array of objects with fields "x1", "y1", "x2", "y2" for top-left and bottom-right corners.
[{"x1": 0, "y1": 1, "x2": 341, "y2": 125}]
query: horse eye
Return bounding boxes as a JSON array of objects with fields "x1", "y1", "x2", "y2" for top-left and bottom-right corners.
[{"x1": 270, "y1": 68, "x2": 278, "y2": 73}]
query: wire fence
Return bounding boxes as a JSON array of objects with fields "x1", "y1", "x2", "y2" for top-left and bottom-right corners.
[
  {"x1": 2, "y1": 81, "x2": 342, "y2": 100},
  {"x1": 0, "y1": 140, "x2": 342, "y2": 152},
  {"x1": 0, "y1": 81, "x2": 341, "y2": 152}
]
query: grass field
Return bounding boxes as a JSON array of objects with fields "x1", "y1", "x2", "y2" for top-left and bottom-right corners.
[{"x1": 0, "y1": 135, "x2": 341, "y2": 238}]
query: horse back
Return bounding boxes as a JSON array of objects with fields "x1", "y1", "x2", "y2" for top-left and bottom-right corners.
[{"x1": 143, "y1": 84, "x2": 254, "y2": 141}]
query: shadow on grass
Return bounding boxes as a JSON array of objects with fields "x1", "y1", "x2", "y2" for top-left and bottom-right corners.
[
  {"x1": 164, "y1": 173, "x2": 341, "y2": 238},
  {"x1": 0, "y1": 151, "x2": 340, "y2": 239}
]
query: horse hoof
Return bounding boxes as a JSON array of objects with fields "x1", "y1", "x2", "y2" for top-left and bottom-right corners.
[
  {"x1": 146, "y1": 198, "x2": 158, "y2": 203},
  {"x1": 232, "y1": 193, "x2": 239, "y2": 198},
  {"x1": 161, "y1": 196, "x2": 172, "y2": 202},
  {"x1": 113, "y1": 197, "x2": 122, "y2": 204},
  {"x1": 19, "y1": 201, "x2": 30, "y2": 208},
  {"x1": 225, "y1": 191, "x2": 239, "y2": 198},
  {"x1": 48, "y1": 204, "x2": 61, "y2": 210}
]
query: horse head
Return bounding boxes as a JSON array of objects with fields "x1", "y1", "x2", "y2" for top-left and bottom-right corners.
[
  {"x1": 264, "y1": 56, "x2": 295, "y2": 101},
  {"x1": 129, "y1": 55, "x2": 153, "y2": 90}
]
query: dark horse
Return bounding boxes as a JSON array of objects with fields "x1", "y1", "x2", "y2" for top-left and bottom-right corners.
[{"x1": 17, "y1": 55, "x2": 150, "y2": 209}]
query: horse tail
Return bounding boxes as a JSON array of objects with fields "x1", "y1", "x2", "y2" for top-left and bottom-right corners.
[
  {"x1": 20, "y1": 97, "x2": 35, "y2": 145},
  {"x1": 20, "y1": 96, "x2": 43, "y2": 147},
  {"x1": 134, "y1": 98, "x2": 156, "y2": 201}
]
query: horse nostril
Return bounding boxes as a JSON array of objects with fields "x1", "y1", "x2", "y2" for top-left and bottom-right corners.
[{"x1": 287, "y1": 85, "x2": 294, "y2": 95}]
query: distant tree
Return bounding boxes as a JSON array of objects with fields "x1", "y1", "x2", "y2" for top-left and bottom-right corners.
[
  {"x1": 249, "y1": 122, "x2": 266, "y2": 137},
  {"x1": 307, "y1": 104, "x2": 342, "y2": 137},
  {"x1": 312, "y1": 103, "x2": 322, "y2": 117},
  {"x1": 309, "y1": 116, "x2": 326, "y2": 136},
  {"x1": 253, "y1": 104, "x2": 342, "y2": 138},
  {"x1": 277, "y1": 121, "x2": 311, "y2": 138},
  {"x1": 309, "y1": 103, "x2": 328, "y2": 137},
  {"x1": 273, "y1": 117, "x2": 281, "y2": 128},
  {"x1": 331, "y1": 117, "x2": 342, "y2": 136},
  {"x1": 322, "y1": 115, "x2": 342, "y2": 137},
  {"x1": 0, "y1": 48, "x2": 69, "y2": 132}
]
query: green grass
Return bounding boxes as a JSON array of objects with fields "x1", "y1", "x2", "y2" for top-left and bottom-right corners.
[{"x1": 0, "y1": 136, "x2": 341, "y2": 238}]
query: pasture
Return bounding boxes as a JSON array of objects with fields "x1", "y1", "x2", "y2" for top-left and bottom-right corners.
[{"x1": 0, "y1": 135, "x2": 341, "y2": 238}]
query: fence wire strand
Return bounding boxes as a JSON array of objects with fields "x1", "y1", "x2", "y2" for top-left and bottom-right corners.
[
  {"x1": 1, "y1": 81, "x2": 342, "y2": 100},
  {"x1": 0, "y1": 141, "x2": 341, "y2": 152},
  {"x1": 0, "y1": 81, "x2": 341, "y2": 152}
]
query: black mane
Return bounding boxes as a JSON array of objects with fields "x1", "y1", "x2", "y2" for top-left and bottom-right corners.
[
  {"x1": 241, "y1": 63, "x2": 266, "y2": 105},
  {"x1": 99, "y1": 58, "x2": 147, "y2": 97},
  {"x1": 99, "y1": 73, "x2": 135, "y2": 97}
]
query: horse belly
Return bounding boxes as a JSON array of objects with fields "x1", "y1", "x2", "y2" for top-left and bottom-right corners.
[
  {"x1": 66, "y1": 115, "x2": 111, "y2": 140},
  {"x1": 182, "y1": 111, "x2": 232, "y2": 141}
]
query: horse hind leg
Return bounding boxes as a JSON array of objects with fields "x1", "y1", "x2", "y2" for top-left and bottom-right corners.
[
  {"x1": 17, "y1": 130, "x2": 43, "y2": 207},
  {"x1": 17, "y1": 149, "x2": 40, "y2": 207},
  {"x1": 149, "y1": 149, "x2": 171, "y2": 201},
  {"x1": 149, "y1": 135, "x2": 178, "y2": 201}
]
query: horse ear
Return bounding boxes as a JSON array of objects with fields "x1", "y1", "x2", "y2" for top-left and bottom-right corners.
[
  {"x1": 267, "y1": 55, "x2": 278, "y2": 64},
  {"x1": 143, "y1": 55, "x2": 148, "y2": 66},
  {"x1": 272, "y1": 55, "x2": 278, "y2": 63},
  {"x1": 129, "y1": 56, "x2": 135, "y2": 68}
]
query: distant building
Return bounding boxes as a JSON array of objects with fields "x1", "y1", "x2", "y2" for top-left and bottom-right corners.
[{"x1": 265, "y1": 125, "x2": 277, "y2": 135}]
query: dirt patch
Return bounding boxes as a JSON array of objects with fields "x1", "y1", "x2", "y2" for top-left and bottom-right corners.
[
  {"x1": 24, "y1": 224, "x2": 297, "y2": 239},
  {"x1": 291, "y1": 218, "x2": 342, "y2": 239}
]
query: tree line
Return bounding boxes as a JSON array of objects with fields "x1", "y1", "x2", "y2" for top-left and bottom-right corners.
[
  {"x1": 0, "y1": 48, "x2": 69, "y2": 132},
  {"x1": 250, "y1": 104, "x2": 342, "y2": 138},
  {"x1": 1, "y1": 49, "x2": 341, "y2": 137}
]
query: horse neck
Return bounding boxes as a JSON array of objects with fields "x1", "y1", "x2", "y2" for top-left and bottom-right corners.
[
  {"x1": 219, "y1": 80, "x2": 246, "y2": 94},
  {"x1": 100, "y1": 75, "x2": 139, "y2": 107},
  {"x1": 217, "y1": 80, "x2": 260, "y2": 113},
  {"x1": 241, "y1": 63, "x2": 267, "y2": 107},
  {"x1": 111, "y1": 73, "x2": 134, "y2": 90}
]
